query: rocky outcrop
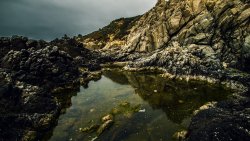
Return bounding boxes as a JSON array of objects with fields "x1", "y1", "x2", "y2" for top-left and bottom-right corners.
[
  {"x1": 129, "y1": 42, "x2": 223, "y2": 77},
  {"x1": 1, "y1": 46, "x2": 78, "y2": 86},
  {"x1": 0, "y1": 45, "x2": 79, "y2": 140},
  {"x1": 82, "y1": 0, "x2": 249, "y2": 74},
  {"x1": 186, "y1": 97, "x2": 250, "y2": 141},
  {"x1": 0, "y1": 36, "x2": 106, "y2": 140},
  {"x1": 124, "y1": 0, "x2": 250, "y2": 71},
  {"x1": 0, "y1": 74, "x2": 60, "y2": 141},
  {"x1": 51, "y1": 35, "x2": 112, "y2": 70},
  {"x1": 0, "y1": 36, "x2": 48, "y2": 60}
]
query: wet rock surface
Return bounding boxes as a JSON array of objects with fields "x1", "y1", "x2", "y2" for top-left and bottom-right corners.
[
  {"x1": 186, "y1": 97, "x2": 250, "y2": 141},
  {"x1": 0, "y1": 78, "x2": 60, "y2": 141},
  {"x1": 0, "y1": 36, "x2": 105, "y2": 140}
]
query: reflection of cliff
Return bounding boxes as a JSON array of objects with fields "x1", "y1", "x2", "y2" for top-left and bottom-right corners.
[
  {"x1": 102, "y1": 70, "x2": 129, "y2": 85},
  {"x1": 103, "y1": 69, "x2": 231, "y2": 124}
]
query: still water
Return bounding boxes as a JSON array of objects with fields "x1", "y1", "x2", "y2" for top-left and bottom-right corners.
[{"x1": 48, "y1": 69, "x2": 232, "y2": 141}]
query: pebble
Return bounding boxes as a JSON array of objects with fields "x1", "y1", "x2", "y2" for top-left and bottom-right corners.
[
  {"x1": 139, "y1": 109, "x2": 146, "y2": 113},
  {"x1": 101, "y1": 114, "x2": 113, "y2": 122}
]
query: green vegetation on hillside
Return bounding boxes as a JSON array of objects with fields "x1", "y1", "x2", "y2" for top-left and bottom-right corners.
[{"x1": 79, "y1": 16, "x2": 141, "y2": 42}]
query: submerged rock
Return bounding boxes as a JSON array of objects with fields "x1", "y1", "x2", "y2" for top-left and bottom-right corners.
[
  {"x1": 101, "y1": 114, "x2": 114, "y2": 123},
  {"x1": 97, "y1": 120, "x2": 114, "y2": 135},
  {"x1": 173, "y1": 130, "x2": 188, "y2": 141},
  {"x1": 79, "y1": 125, "x2": 100, "y2": 133}
]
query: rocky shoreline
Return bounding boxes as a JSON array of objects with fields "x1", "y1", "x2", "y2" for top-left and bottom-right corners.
[
  {"x1": 0, "y1": 35, "x2": 250, "y2": 140},
  {"x1": 0, "y1": 36, "x2": 106, "y2": 141},
  {"x1": 1, "y1": 0, "x2": 250, "y2": 140}
]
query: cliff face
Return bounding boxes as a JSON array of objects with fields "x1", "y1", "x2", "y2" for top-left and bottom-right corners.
[
  {"x1": 82, "y1": 0, "x2": 250, "y2": 72},
  {"x1": 126, "y1": 0, "x2": 250, "y2": 70}
]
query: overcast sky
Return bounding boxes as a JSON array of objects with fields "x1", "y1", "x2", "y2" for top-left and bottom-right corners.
[{"x1": 0, "y1": 0, "x2": 156, "y2": 40}]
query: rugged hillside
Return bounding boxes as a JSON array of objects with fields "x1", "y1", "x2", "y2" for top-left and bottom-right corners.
[
  {"x1": 76, "y1": 16, "x2": 141, "y2": 50},
  {"x1": 126, "y1": 0, "x2": 250, "y2": 71},
  {"x1": 81, "y1": 0, "x2": 250, "y2": 73}
]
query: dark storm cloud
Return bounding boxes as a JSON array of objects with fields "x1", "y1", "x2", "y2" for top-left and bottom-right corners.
[{"x1": 0, "y1": 0, "x2": 156, "y2": 40}]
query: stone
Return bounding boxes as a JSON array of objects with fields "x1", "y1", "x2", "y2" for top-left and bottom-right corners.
[
  {"x1": 186, "y1": 98, "x2": 250, "y2": 141},
  {"x1": 101, "y1": 114, "x2": 113, "y2": 123},
  {"x1": 79, "y1": 125, "x2": 99, "y2": 133},
  {"x1": 97, "y1": 120, "x2": 114, "y2": 135},
  {"x1": 172, "y1": 130, "x2": 188, "y2": 140},
  {"x1": 1, "y1": 46, "x2": 79, "y2": 86}
]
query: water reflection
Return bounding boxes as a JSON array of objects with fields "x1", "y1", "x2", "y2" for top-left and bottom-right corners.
[
  {"x1": 103, "y1": 69, "x2": 231, "y2": 124},
  {"x1": 48, "y1": 69, "x2": 232, "y2": 141}
]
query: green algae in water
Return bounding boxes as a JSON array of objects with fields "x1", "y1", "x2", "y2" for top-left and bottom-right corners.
[{"x1": 47, "y1": 69, "x2": 232, "y2": 141}]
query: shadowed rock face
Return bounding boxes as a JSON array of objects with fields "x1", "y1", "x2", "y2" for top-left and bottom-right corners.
[
  {"x1": 0, "y1": 76, "x2": 60, "y2": 141},
  {"x1": 186, "y1": 97, "x2": 250, "y2": 141}
]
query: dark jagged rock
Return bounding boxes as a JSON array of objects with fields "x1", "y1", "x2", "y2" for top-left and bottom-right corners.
[
  {"x1": 0, "y1": 36, "x2": 105, "y2": 140},
  {"x1": 50, "y1": 35, "x2": 112, "y2": 71},
  {"x1": 1, "y1": 46, "x2": 78, "y2": 86},
  {"x1": 186, "y1": 97, "x2": 250, "y2": 141},
  {"x1": 0, "y1": 77, "x2": 60, "y2": 141},
  {"x1": 0, "y1": 36, "x2": 49, "y2": 61}
]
